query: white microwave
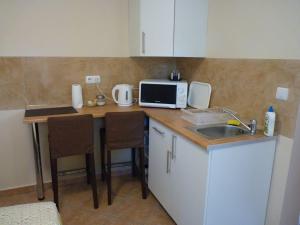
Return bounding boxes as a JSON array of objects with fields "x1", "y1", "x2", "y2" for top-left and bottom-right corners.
[{"x1": 139, "y1": 79, "x2": 188, "y2": 109}]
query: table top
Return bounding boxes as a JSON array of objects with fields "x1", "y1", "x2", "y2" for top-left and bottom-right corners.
[{"x1": 23, "y1": 104, "x2": 144, "y2": 123}]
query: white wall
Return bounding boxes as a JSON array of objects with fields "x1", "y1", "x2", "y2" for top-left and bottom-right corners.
[
  {"x1": 2, "y1": 0, "x2": 300, "y2": 59},
  {"x1": 207, "y1": 0, "x2": 300, "y2": 59},
  {"x1": 0, "y1": 110, "x2": 36, "y2": 190},
  {"x1": 266, "y1": 135, "x2": 293, "y2": 225},
  {"x1": 0, "y1": 0, "x2": 129, "y2": 57}
]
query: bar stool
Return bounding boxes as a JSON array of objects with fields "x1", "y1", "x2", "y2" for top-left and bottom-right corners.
[
  {"x1": 48, "y1": 114, "x2": 98, "y2": 210},
  {"x1": 103, "y1": 111, "x2": 147, "y2": 205}
]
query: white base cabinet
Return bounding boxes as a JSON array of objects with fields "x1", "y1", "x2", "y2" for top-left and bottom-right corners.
[{"x1": 148, "y1": 119, "x2": 276, "y2": 225}]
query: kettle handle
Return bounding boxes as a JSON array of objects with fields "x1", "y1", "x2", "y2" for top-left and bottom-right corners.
[{"x1": 112, "y1": 85, "x2": 119, "y2": 104}]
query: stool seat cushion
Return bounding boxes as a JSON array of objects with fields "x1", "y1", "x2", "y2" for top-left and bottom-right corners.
[{"x1": 0, "y1": 202, "x2": 62, "y2": 225}]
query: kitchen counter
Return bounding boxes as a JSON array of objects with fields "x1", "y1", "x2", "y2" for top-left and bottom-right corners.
[
  {"x1": 143, "y1": 107, "x2": 275, "y2": 150},
  {"x1": 24, "y1": 104, "x2": 274, "y2": 150}
]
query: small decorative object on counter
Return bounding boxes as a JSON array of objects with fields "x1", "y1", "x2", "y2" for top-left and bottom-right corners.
[
  {"x1": 96, "y1": 94, "x2": 106, "y2": 106},
  {"x1": 72, "y1": 84, "x2": 83, "y2": 109},
  {"x1": 87, "y1": 99, "x2": 97, "y2": 107},
  {"x1": 264, "y1": 106, "x2": 276, "y2": 136},
  {"x1": 169, "y1": 69, "x2": 181, "y2": 81}
]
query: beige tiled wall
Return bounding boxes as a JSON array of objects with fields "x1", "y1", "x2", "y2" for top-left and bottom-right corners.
[
  {"x1": 177, "y1": 58, "x2": 300, "y2": 138},
  {"x1": 1, "y1": 57, "x2": 299, "y2": 137},
  {"x1": 0, "y1": 57, "x2": 176, "y2": 109}
]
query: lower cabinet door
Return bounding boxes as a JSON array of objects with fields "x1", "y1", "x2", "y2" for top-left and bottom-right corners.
[
  {"x1": 148, "y1": 119, "x2": 171, "y2": 210},
  {"x1": 149, "y1": 119, "x2": 209, "y2": 225},
  {"x1": 174, "y1": 135, "x2": 209, "y2": 225},
  {"x1": 205, "y1": 140, "x2": 276, "y2": 225}
]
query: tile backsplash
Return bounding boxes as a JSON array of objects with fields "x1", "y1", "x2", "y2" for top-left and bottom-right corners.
[
  {"x1": 0, "y1": 57, "x2": 176, "y2": 109},
  {"x1": 177, "y1": 58, "x2": 300, "y2": 138},
  {"x1": 0, "y1": 57, "x2": 299, "y2": 137}
]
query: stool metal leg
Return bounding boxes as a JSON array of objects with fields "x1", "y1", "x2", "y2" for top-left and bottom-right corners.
[
  {"x1": 139, "y1": 147, "x2": 147, "y2": 199},
  {"x1": 131, "y1": 148, "x2": 136, "y2": 177},
  {"x1": 100, "y1": 128, "x2": 106, "y2": 181},
  {"x1": 88, "y1": 153, "x2": 99, "y2": 209},
  {"x1": 31, "y1": 122, "x2": 45, "y2": 200},
  {"x1": 107, "y1": 150, "x2": 112, "y2": 205},
  {"x1": 85, "y1": 154, "x2": 90, "y2": 184}
]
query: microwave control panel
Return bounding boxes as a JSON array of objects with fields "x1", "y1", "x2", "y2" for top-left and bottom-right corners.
[{"x1": 176, "y1": 83, "x2": 188, "y2": 108}]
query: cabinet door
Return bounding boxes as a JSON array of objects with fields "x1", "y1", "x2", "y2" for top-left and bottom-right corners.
[
  {"x1": 140, "y1": 0, "x2": 175, "y2": 56},
  {"x1": 173, "y1": 134, "x2": 209, "y2": 225},
  {"x1": 174, "y1": 0, "x2": 208, "y2": 57},
  {"x1": 205, "y1": 140, "x2": 276, "y2": 225},
  {"x1": 148, "y1": 119, "x2": 172, "y2": 209}
]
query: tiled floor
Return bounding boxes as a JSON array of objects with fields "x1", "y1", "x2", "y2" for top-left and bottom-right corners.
[{"x1": 0, "y1": 175, "x2": 175, "y2": 225}]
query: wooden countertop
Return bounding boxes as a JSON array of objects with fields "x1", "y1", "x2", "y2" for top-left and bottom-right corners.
[
  {"x1": 24, "y1": 104, "x2": 273, "y2": 150},
  {"x1": 23, "y1": 104, "x2": 143, "y2": 123}
]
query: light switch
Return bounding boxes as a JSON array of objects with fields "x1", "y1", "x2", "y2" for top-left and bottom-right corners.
[{"x1": 276, "y1": 87, "x2": 289, "y2": 101}]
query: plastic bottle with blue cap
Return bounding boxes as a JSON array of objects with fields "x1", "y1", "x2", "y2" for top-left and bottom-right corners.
[{"x1": 264, "y1": 106, "x2": 276, "y2": 136}]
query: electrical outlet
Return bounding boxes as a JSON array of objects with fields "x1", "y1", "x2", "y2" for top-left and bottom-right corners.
[
  {"x1": 85, "y1": 75, "x2": 101, "y2": 84},
  {"x1": 276, "y1": 87, "x2": 289, "y2": 101}
]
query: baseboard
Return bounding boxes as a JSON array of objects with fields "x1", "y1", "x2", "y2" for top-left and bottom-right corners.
[{"x1": 0, "y1": 167, "x2": 132, "y2": 197}]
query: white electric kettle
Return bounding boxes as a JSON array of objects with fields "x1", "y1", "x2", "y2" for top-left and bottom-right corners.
[{"x1": 112, "y1": 84, "x2": 133, "y2": 107}]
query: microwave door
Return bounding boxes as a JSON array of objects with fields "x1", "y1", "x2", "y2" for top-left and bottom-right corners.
[{"x1": 140, "y1": 84, "x2": 177, "y2": 105}]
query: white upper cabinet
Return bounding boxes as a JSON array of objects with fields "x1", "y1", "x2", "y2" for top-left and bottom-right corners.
[
  {"x1": 174, "y1": 0, "x2": 208, "y2": 57},
  {"x1": 140, "y1": 0, "x2": 175, "y2": 56},
  {"x1": 129, "y1": 0, "x2": 175, "y2": 57},
  {"x1": 129, "y1": 0, "x2": 208, "y2": 57}
]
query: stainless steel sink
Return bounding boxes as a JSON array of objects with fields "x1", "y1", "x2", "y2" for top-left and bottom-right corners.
[{"x1": 190, "y1": 124, "x2": 250, "y2": 139}]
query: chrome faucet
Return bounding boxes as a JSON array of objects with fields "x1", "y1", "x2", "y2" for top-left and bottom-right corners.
[{"x1": 223, "y1": 108, "x2": 257, "y2": 135}]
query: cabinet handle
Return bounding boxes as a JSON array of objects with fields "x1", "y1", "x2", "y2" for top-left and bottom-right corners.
[
  {"x1": 152, "y1": 126, "x2": 165, "y2": 136},
  {"x1": 171, "y1": 135, "x2": 177, "y2": 160},
  {"x1": 166, "y1": 151, "x2": 171, "y2": 174},
  {"x1": 142, "y1": 31, "x2": 146, "y2": 54}
]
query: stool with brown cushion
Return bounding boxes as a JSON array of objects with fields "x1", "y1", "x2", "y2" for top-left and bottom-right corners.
[
  {"x1": 104, "y1": 111, "x2": 147, "y2": 205},
  {"x1": 48, "y1": 114, "x2": 99, "y2": 210}
]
